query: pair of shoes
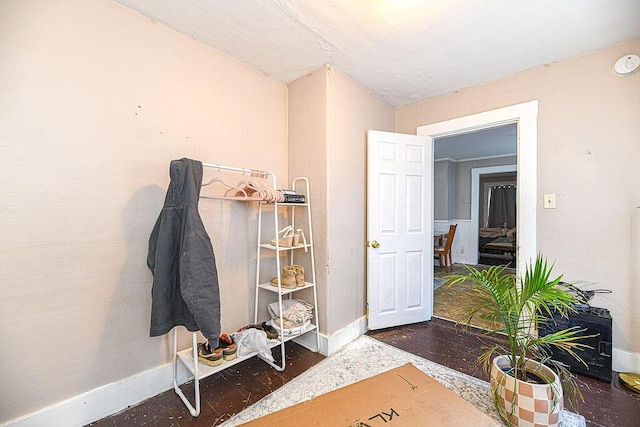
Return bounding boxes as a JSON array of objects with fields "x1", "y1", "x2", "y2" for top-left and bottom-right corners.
[
  {"x1": 270, "y1": 266, "x2": 297, "y2": 288},
  {"x1": 219, "y1": 334, "x2": 237, "y2": 361},
  {"x1": 270, "y1": 265, "x2": 305, "y2": 288},
  {"x1": 237, "y1": 322, "x2": 278, "y2": 340},
  {"x1": 271, "y1": 225, "x2": 294, "y2": 247},
  {"x1": 197, "y1": 342, "x2": 223, "y2": 366}
]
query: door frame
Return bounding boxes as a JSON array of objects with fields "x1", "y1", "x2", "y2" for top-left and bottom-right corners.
[
  {"x1": 417, "y1": 100, "x2": 538, "y2": 273},
  {"x1": 470, "y1": 164, "x2": 517, "y2": 264}
]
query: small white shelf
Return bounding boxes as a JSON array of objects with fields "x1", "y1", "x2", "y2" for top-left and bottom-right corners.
[
  {"x1": 259, "y1": 243, "x2": 312, "y2": 251},
  {"x1": 257, "y1": 281, "x2": 315, "y2": 294},
  {"x1": 177, "y1": 324, "x2": 318, "y2": 379}
]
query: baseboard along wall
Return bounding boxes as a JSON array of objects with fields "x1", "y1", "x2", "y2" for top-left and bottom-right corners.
[
  {"x1": 4, "y1": 317, "x2": 367, "y2": 427},
  {"x1": 5, "y1": 318, "x2": 637, "y2": 427}
]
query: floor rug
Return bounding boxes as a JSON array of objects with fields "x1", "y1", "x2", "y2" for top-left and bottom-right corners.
[
  {"x1": 434, "y1": 276, "x2": 504, "y2": 331},
  {"x1": 433, "y1": 277, "x2": 446, "y2": 290},
  {"x1": 220, "y1": 336, "x2": 586, "y2": 426}
]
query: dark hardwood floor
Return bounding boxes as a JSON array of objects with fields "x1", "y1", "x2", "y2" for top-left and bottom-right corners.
[
  {"x1": 89, "y1": 343, "x2": 325, "y2": 427},
  {"x1": 369, "y1": 318, "x2": 640, "y2": 427},
  {"x1": 92, "y1": 319, "x2": 639, "y2": 426}
]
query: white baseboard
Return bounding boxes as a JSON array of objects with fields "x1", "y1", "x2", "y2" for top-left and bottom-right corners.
[
  {"x1": 1, "y1": 362, "x2": 191, "y2": 427},
  {"x1": 613, "y1": 347, "x2": 640, "y2": 373},
  {"x1": 325, "y1": 316, "x2": 367, "y2": 355},
  {"x1": 293, "y1": 316, "x2": 366, "y2": 357},
  {"x1": 7, "y1": 320, "x2": 368, "y2": 427},
  {"x1": 7, "y1": 327, "x2": 636, "y2": 427}
]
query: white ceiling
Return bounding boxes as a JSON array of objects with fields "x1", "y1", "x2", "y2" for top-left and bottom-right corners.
[
  {"x1": 434, "y1": 123, "x2": 516, "y2": 161},
  {"x1": 114, "y1": 0, "x2": 640, "y2": 107}
]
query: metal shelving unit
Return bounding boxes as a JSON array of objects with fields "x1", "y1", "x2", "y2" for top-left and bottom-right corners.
[
  {"x1": 254, "y1": 177, "x2": 320, "y2": 370},
  {"x1": 172, "y1": 166, "x2": 319, "y2": 417}
]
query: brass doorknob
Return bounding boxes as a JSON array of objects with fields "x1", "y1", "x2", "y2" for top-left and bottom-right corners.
[{"x1": 371, "y1": 240, "x2": 380, "y2": 249}]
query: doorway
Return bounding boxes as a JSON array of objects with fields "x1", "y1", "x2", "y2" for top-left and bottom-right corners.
[
  {"x1": 432, "y1": 124, "x2": 518, "y2": 267},
  {"x1": 431, "y1": 126, "x2": 518, "y2": 325},
  {"x1": 418, "y1": 101, "x2": 538, "y2": 326}
]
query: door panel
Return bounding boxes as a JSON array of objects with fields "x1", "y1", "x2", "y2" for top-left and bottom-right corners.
[{"x1": 367, "y1": 130, "x2": 433, "y2": 330}]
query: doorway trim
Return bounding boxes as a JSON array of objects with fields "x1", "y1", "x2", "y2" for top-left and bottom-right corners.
[
  {"x1": 417, "y1": 100, "x2": 538, "y2": 273},
  {"x1": 470, "y1": 164, "x2": 517, "y2": 264}
]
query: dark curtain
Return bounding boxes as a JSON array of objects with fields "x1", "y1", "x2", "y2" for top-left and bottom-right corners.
[{"x1": 487, "y1": 185, "x2": 516, "y2": 228}]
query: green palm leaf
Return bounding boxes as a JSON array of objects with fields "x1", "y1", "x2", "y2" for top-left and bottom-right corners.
[{"x1": 445, "y1": 254, "x2": 592, "y2": 410}]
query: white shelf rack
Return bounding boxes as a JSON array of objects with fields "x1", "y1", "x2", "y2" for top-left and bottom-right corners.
[
  {"x1": 171, "y1": 165, "x2": 320, "y2": 417},
  {"x1": 254, "y1": 176, "x2": 320, "y2": 372}
]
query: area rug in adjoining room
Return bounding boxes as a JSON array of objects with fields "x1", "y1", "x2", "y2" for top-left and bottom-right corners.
[
  {"x1": 433, "y1": 277, "x2": 447, "y2": 290},
  {"x1": 220, "y1": 336, "x2": 586, "y2": 427}
]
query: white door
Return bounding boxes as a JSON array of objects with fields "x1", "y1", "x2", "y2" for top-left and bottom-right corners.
[{"x1": 367, "y1": 130, "x2": 433, "y2": 330}]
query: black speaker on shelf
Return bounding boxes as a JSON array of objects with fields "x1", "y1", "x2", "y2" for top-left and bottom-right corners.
[{"x1": 538, "y1": 304, "x2": 613, "y2": 383}]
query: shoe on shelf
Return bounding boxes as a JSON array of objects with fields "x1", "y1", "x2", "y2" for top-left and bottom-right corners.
[
  {"x1": 219, "y1": 333, "x2": 237, "y2": 360},
  {"x1": 236, "y1": 322, "x2": 278, "y2": 340},
  {"x1": 271, "y1": 225, "x2": 294, "y2": 247},
  {"x1": 270, "y1": 267, "x2": 297, "y2": 288},
  {"x1": 292, "y1": 264, "x2": 305, "y2": 286},
  {"x1": 260, "y1": 321, "x2": 279, "y2": 340},
  {"x1": 197, "y1": 342, "x2": 223, "y2": 367},
  {"x1": 292, "y1": 229, "x2": 308, "y2": 252}
]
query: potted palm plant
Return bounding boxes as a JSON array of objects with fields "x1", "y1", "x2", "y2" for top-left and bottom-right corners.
[{"x1": 447, "y1": 255, "x2": 591, "y2": 427}]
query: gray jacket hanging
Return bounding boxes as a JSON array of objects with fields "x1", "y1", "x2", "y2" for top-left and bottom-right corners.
[{"x1": 147, "y1": 158, "x2": 220, "y2": 347}]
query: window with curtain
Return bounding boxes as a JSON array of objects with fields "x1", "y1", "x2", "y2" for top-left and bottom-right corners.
[{"x1": 487, "y1": 185, "x2": 516, "y2": 228}]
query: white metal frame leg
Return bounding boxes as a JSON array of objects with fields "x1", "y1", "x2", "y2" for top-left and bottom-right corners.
[
  {"x1": 173, "y1": 330, "x2": 200, "y2": 416},
  {"x1": 255, "y1": 200, "x2": 287, "y2": 372}
]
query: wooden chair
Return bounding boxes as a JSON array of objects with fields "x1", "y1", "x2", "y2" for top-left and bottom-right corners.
[{"x1": 434, "y1": 224, "x2": 457, "y2": 273}]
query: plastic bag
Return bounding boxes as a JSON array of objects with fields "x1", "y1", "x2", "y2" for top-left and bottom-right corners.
[{"x1": 232, "y1": 328, "x2": 274, "y2": 362}]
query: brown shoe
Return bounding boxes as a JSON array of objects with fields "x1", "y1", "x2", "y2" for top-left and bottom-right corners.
[
  {"x1": 197, "y1": 342, "x2": 223, "y2": 366},
  {"x1": 219, "y1": 334, "x2": 237, "y2": 360},
  {"x1": 292, "y1": 264, "x2": 305, "y2": 286},
  {"x1": 270, "y1": 267, "x2": 297, "y2": 288}
]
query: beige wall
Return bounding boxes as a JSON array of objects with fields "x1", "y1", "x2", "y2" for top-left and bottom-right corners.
[
  {"x1": 288, "y1": 66, "x2": 395, "y2": 337},
  {"x1": 288, "y1": 67, "x2": 329, "y2": 333},
  {"x1": 3, "y1": 0, "x2": 637, "y2": 422},
  {"x1": 0, "y1": 0, "x2": 287, "y2": 422},
  {"x1": 325, "y1": 67, "x2": 395, "y2": 334},
  {"x1": 398, "y1": 39, "x2": 640, "y2": 356}
]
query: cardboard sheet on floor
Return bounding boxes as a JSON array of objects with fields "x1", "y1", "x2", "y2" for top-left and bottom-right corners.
[{"x1": 239, "y1": 363, "x2": 499, "y2": 426}]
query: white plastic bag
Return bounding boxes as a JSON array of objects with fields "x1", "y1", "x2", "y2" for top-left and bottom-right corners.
[{"x1": 232, "y1": 328, "x2": 274, "y2": 362}]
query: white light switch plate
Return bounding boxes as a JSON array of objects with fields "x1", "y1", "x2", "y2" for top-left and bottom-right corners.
[{"x1": 543, "y1": 194, "x2": 556, "y2": 209}]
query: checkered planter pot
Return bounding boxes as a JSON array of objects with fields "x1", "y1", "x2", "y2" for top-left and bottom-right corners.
[{"x1": 490, "y1": 355, "x2": 563, "y2": 427}]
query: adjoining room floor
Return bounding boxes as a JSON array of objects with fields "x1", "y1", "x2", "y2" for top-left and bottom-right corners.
[
  {"x1": 91, "y1": 319, "x2": 639, "y2": 427},
  {"x1": 433, "y1": 262, "x2": 512, "y2": 330}
]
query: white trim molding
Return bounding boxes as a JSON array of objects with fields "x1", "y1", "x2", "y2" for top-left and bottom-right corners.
[
  {"x1": 5, "y1": 318, "x2": 367, "y2": 427},
  {"x1": 435, "y1": 153, "x2": 516, "y2": 163},
  {"x1": 1, "y1": 363, "x2": 190, "y2": 427},
  {"x1": 470, "y1": 165, "x2": 517, "y2": 264},
  {"x1": 6, "y1": 321, "x2": 635, "y2": 427},
  {"x1": 613, "y1": 347, "x2": 640, "y2": 374},
  {"x1": 294, "y1": 315, "x2": 366, "y2": 357}
]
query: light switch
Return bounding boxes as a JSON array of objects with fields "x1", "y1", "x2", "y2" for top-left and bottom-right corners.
[{"x1": 543, "y1": 194, "x2": 556, "y2": 209}]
